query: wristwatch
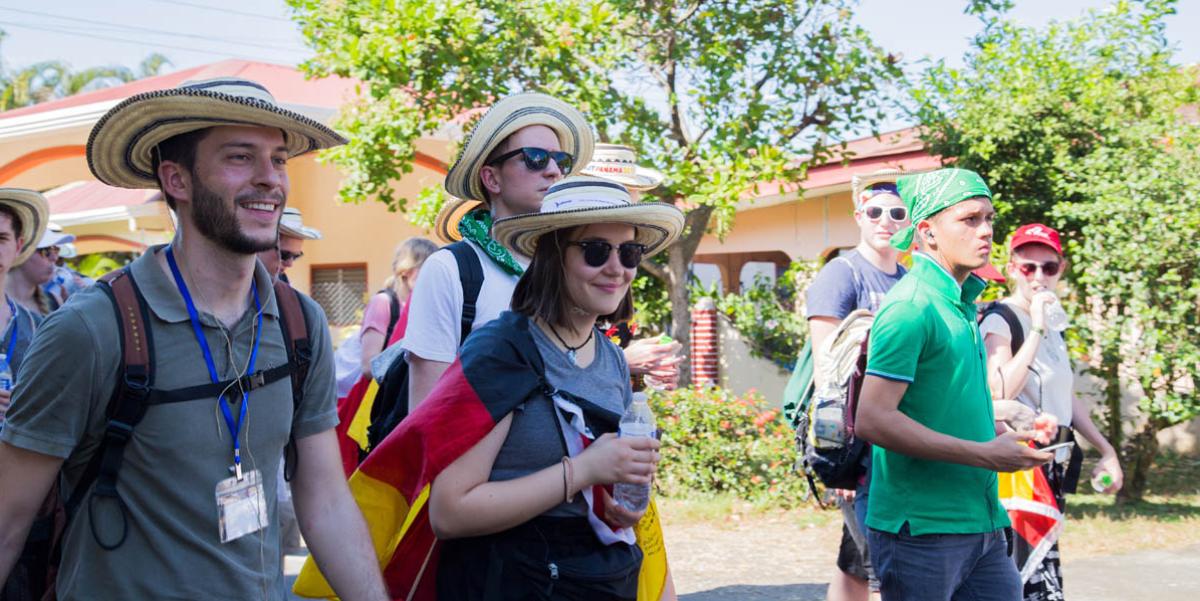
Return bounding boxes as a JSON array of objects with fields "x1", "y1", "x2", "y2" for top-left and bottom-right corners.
[{"x1": 1030, "y1": 326, "x2": 1046, "y2": 337}]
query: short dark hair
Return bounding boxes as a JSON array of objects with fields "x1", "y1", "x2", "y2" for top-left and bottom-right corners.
[
  {"x1": 510, "y1": 226, "x2": 635, "y2": 327},
  {"x1": 151, "y1": 128, "x2": 210, "y2": 210},
  {"x1": 0, "y1": 205, "x2": 24, "y2": 241}
]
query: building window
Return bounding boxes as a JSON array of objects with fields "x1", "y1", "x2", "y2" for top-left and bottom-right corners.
[{"x1": 310, "y1": 264, "x2": 367, "y2": 327}]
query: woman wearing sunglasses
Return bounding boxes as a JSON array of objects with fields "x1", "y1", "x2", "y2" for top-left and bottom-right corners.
[
  {"x1": 980, "y1": 223, "x2": 1122, "y2": 601},
  {"x1": 419, "y1": 176, "x2": 682, "y2": 599}
]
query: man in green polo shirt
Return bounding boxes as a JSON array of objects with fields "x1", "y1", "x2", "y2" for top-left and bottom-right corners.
[{"x1": 855, "y1": 168, "x2": 1052, "y2": 601}]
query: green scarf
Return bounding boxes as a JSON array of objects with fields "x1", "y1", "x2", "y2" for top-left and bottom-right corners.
[
  {"x1": 457, "y1": 209, "x2": 526, "y2": 276},
  {"x1": 892, "y1": 168, "x2": 993, "y2": 251}
]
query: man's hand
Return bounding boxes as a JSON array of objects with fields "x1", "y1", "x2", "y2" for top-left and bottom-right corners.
[
  {"x1": 977, "y1": 430, "x2": 1053, "y2": 472},
  {"x1": 601, "y1": 488, "x2": 646, "y2": 529},
  {"x1": 993, "y1": 400, "x2": 1036, "y2": 431},
  {"x1": 624, "y1": 338, "x2": 683, "y2": 387}
]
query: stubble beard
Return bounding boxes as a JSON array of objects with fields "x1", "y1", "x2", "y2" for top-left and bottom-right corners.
[{"x1": 191, "y1": 178, "x2": 281, "y2": 255}]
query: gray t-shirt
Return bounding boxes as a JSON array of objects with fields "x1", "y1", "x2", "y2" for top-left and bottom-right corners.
[
  {"x1": 2, "y1": 300, "x2": 40, "y2": 380},
  {"x1": 0, "y1": 249, "x2": 338, "y2": 601},
  {"x1": 488, "y1": 320, "x2": 632, "y2": 518},
  {"x1": 805, "y1": 250, "x2": 907, "y2": 319}
]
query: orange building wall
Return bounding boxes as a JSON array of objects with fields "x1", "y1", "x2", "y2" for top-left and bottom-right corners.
[{"x1": 695, "y1": 190, "x2": 859, "y2": 261}]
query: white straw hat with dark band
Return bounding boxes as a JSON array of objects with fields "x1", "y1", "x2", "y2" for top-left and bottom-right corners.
[
  {"x1": 278, "y1": 207, "x2": 322, "y2": 240},
  {"x1": 87, "y1": 77, "x2": 348, "y2": 189},
  {"x1": 0, "y1": 188, "x2": 49, "y2": 266},
  {"x1": 580, "y1": 144, "x2": 665, "y2": 192},
  {"x1": 490, "y1": 176, "x2": 683, "y2": 259}
]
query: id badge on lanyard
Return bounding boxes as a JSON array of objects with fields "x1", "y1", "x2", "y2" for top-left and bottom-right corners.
[{"x1": 166, "y1": 247, "x2": 267, "y2": 542}]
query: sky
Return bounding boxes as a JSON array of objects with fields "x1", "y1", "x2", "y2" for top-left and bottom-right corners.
[{"x1": 0, "y1": 0, "x2": 1197, "y2": 127}]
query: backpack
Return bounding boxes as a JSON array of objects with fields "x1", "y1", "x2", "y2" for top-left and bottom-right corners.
[
  {"x1": 9, "y1": 266, "x2": 315, "y2": 600},
  {"x1": 783, "y1": 309, "x2": 874, "y2": 499},
  {"x1": 978, "y1": 301, "x2": 1024, "y2": 355},
  {"x1": 366, "y1": 241, "x2": 484, "y2": 452},
  {"x1": 379, "y1": 287, "x2": 402, "y2": 344}
]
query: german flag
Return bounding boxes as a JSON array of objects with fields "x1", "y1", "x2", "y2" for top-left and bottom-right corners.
[
  {"x1": 998, "y1": 464, "x2": 1064, "y2": 584},
  {"x1": 293, "y1": 313, "x2": 671, "y2": 600}
]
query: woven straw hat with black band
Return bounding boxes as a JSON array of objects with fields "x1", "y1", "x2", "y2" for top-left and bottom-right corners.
[
  {"x1": 435, "y1": 92, "x2": 594, "y2": 243},
  {"x1": 87, "y1": 77, "x2": 347, "y2": 190},
  {"x1": 491, "y1": 176, "x2": 683, "y2": 259},
  {"x1": 0, "y1": 188, "x2": 49, "y2": 266}
]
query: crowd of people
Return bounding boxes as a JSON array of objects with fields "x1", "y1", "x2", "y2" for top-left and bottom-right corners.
[{"x1": 0, "y1": 75, "x2": 1121, "y2": 601}]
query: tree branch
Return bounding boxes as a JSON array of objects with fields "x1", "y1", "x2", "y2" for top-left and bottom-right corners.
[{"x1": 639, "y1": 259, "x2": 668, "y2": 282}]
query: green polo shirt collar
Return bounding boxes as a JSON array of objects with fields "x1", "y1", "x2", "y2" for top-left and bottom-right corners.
[
  {"x1": 130, "y1": 244, "x2": 281, "y2": 325},
  {"x1": 910, "y1": 252, "x2": 986, "y2": 307}
]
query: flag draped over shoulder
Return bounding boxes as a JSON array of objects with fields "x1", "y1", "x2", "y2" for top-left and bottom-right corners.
[
  {"x1": 997, "y1": 465, "x2": 1064, "y2": 583},
  {"x1": 293, "y1": 312, "x2": 671, "y2": 600},
  {"x1": 334, "y1": 374, "x2": 376, "y2": 477}
]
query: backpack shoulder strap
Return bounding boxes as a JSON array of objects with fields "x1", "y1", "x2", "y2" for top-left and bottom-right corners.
[
  {"x1": 381, "y1": 288, "x2": 401, "y2": 343},
  {"x1": 981, "y1": 301, "x2": 1024, "y2": 356},
  {"x1": 447, "y1": 241, "x2": 485, "y2": 345},
  {"x1": 68, "y1": 267, "x2": 154, "y2": 550},
  {"x1": 273, "y1": 279, "x2": 312, "y2": 481}
]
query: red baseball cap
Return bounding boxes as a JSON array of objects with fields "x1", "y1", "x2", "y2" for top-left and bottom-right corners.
[
  {"x1": 1009, "y1": 223, "x2": 1062, "y2": 255},
  {"x1": 973, "y1": 262, "x2": 1006, "y2": 283}
]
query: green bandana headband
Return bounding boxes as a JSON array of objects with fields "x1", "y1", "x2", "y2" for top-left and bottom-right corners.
[
  {"x1": 891, "y1": 168, "x2": 992, "y2": 251},
  {"x1": 457, "y1": 208, "x2": 526, "y2": 276}
]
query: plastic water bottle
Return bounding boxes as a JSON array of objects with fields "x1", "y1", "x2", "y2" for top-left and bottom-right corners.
[
  {"x1": 614, "y1": 392, "x2": 656, "y2": 512},
  {"x1": 1043, "y1": 298, "x2": 1069, "y2": 332},
  {"x1": 0, "y1": 353, "x2": 12, "y2": 392},
  {"x1": 1091, "y1": 471, "x2": 1114, "y2": 493}
]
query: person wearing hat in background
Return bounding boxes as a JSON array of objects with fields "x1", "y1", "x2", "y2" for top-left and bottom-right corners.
[
  {"x1": 854, "y1": 168, "x2": 1052, "y2": 601},
  {"x1": 0, "y1": 78, "x2": 386, "y2": 600},
  {"x1": 7, "y1": 226, "x2": 74, "y2": 317},
  {"x1": 807, "y1": 169, "x2": 911, "y2": 601},
  {"x1": 43, "y1": 227, "x2": 93, "y2": 305},
  {"x1": 418, "y1": 175, "x2": 682, "y2": 598},
  {"x1": 581, "y1": 144, "x2": 683, "y2": 390},
  {"x1": 405, "y1": 92, "x2": 593, "y2": 411},
  {"x1": 258, "y1": 207, "x2": 321, "y2": 282},
  {"x1": 0, "y1": 189, "x2": 48, "y2": 427},
  {"x1": 981, "y1": 223, "x2": 1122, "y2": 601}
]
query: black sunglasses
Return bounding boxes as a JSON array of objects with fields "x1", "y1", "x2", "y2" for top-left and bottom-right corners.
[
  {"x1": 36, "y1": 246, "x2": 60, "y2": 258},
  {"x1": 279, "y1": 250, "x2": 304, "y2": 262},
  {"x1": 864, "y1": 206, "x2": 908, "y2": 221},
  {"x1": 486, "y1": 147, "x2": 575, "y2": 175},
  {"x1": 568, "y1": 241, "x2": 646, "y2": 269}
]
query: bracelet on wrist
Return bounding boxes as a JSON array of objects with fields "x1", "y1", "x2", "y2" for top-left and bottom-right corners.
[
  {"x1": 1030, "y1": 326, "x2": 1045, "y2": 337},
  {"x1": 561, "y1": 456, "x2": 576, "y2": 503}
]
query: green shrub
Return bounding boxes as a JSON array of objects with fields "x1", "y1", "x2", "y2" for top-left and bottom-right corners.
[{"x1": 649, "y1": 385, "x2": 809, "y2": 508}]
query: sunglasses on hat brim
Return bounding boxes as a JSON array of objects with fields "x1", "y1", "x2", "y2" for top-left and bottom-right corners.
[
  {"x1": 568, "y1": 240, "x2": 646, "y2": 269},
  {"x1": 486, "y1": 147, "x2": 575, "y2": 174}
]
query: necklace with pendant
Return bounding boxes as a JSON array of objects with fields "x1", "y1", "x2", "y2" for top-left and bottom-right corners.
[{"x1": 549, "y1": 322, "x2": 594, "y2": 366}]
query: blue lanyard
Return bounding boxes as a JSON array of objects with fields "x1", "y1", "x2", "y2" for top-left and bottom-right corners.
[
  {"x1": 4, "y1": 297, "x2": 17, "y2": 361},
  {"x1": 165, "y1": 247, "x2": 263, "y2": 480}
]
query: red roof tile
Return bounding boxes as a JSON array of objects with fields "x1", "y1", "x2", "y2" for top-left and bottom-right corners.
[
  {"x1": 45, "y1": 180, "x2": 159, "y2": 214},
  {"x1": 0, "y1": 60, "x2": 359, "y2": 121}
]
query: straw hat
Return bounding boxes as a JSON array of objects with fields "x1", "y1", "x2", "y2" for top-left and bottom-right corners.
[
  {"x1": 580, "y1": 144, "x2": 665, "y2": 191},
  {"x1": 278, "y1": 207, "x2": 322, "y2": 240},
  {"x1": 850, "y1": 168, "x2": 908, "y2": 209},
  {"x1": 444, "y1": 92, "x2": 594, "y2": 204},
  {"x1": 87, "y1": 77, "x2": 347, "y2": 189},
  {"x1": 0, "y1": 188, "x2": 49, "y2": 266},
  {"x1": 490, "y1": 176, "x2": 683, "y2": 259},
  {"x1": 432, "y1": 195, "x2": 476, "y2": 244}
]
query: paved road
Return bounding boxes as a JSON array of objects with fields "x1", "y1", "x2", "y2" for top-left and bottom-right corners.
[{"x1": 284, "y1": 544, "x2": 1200, "y2": 600}]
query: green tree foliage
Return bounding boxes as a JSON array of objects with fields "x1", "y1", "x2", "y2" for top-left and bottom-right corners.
[
  {"x1": 913, "y1": 0, "x2": 1200, "y2": 500},
  {"x1": 286, "y1": 0, "x2": 902, "y2": 382},
  {"x1": 0, "y1": 30, "x2": 170, "y2": 110}
]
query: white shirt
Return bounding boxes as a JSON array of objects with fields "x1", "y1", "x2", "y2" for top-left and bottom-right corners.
[
  {"x1": 979, "y1": 300, "x2": 1074, "y2": 426},
  {"x1": 400, "y1": 241, "x2": 529, "y2": 363}
]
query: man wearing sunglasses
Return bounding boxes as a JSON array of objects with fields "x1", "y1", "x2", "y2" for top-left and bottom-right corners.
[
  {"x1": 257, "y1": 207, "x2": 321, "y2": 283},
  {"x1": 404, "y1": 93, "x2": 593, "y2": 410},
  {"x1": 806, "y1": 171, "x2": 909, "y2": 601}
]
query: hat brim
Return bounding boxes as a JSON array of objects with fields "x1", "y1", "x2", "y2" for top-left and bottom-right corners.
[
  {"x1": 491, "y1": 203, "x2": 684, "y2": 260},
  {"x1": 444, "y1": 93, "x2": 594, "y2": 204},
  {"x1": 851, "y1": 168, "x2": 910, "y2": 208},
  {"x1": 581, "y1": 165, "x2": 665, "y2": 192},
  {"x1": 433, "y1": 197, "x2": 482, "y2": 244},
  {"x1": 0, "y1": 188, "x2": 49, "y2": 266},
  {"x1": 88, "y1": 88, "x2": 348, "y2": 189},
  {"x1": 279, "y1": 222, "x2": 322, "y2": 241}
]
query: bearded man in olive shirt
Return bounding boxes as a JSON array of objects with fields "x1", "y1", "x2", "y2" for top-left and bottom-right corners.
[
  {"x1": 855, "y1": 168, "x2": 1052, "y2": 601},
  {"x1": 0, "y1": 78, "x2": 386, "y2": 601}
]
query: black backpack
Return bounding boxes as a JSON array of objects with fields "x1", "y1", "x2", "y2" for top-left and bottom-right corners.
[
  {"x1": 978, "y1": 301, "x2": 1024, "y2": 355},
  {"x1": 366, "y1": 241, "x2": 484, "y2": 452}
]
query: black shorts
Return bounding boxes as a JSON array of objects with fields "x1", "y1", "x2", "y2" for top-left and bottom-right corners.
[{"x1": 836, "y1": 522, "x2": 870, "y2": 581}]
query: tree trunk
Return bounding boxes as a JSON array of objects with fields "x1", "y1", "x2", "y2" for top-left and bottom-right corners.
[
  {"x1": 664, "y1": 204, "x2": 716, "y2": 389},
  {"x1": 1117, "y1": 418, "x2": 1162, "y2": 504}
]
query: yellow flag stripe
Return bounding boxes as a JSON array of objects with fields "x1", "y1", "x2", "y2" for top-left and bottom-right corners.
[{"x1": 346, "y1": 380, "x2": 379, "y2": 451}]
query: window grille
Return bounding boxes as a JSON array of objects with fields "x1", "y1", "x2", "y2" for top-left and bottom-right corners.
[{"x1": 310, "y1": 265, "x2": 367, "y2": 326}]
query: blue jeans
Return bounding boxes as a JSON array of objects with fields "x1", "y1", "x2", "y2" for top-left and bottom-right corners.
[{"x1": 868, "y1": 525, "x2": 1021, "y2": 601}]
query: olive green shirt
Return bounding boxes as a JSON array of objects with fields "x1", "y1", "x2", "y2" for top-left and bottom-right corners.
[
  {"x1": 1, "y1": 247, "x2": 338, "y2": 600},
  {"x1": 863, "y1": 252, "x2": 1010, "y2": 536}
]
